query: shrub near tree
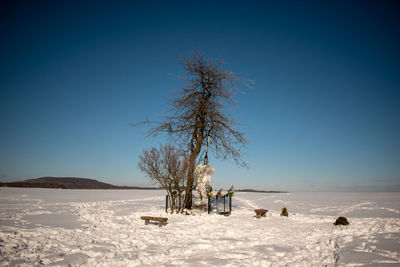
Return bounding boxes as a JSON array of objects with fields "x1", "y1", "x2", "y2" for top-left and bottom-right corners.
[{"x1": 138, "y1": 145, "x2": 189, "y2": 214}]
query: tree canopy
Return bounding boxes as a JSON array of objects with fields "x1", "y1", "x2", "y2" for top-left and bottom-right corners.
[{"x1": 136, "y1": 51, "x2": 250, "y2": 208}]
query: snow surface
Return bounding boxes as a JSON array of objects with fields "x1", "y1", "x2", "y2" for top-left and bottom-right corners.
[{"x1": 0, "y1": 188, "x2": 399, "y2": 266}]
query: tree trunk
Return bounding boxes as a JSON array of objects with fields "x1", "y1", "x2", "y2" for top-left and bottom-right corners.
[
  {"x1": 168, "y1": 191, "x2": 175, "y2": 214},
  {"x1": 184, "y1": 152, "x2": 197, "y2": 209},
  {"x1": 177, "y1": 193, "x2": 181, "y2": 213}
]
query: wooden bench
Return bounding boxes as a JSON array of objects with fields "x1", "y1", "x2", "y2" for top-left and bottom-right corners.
[
  {"x1": 254, "y1": 209, "x2": 268, "y2": 219},
  {"x1": 141, "y1": 216, "x2": 168, "y2": 227}
]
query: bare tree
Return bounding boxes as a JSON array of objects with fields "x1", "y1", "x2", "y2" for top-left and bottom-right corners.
[
  {"x1": 136, "y1": 51, "x2": 250, "y2": 208},
  {"x1": 138, "y1": 145, "x2": 189, "y2": 213}
]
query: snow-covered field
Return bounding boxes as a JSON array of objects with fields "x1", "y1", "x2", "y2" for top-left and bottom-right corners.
[{"x1": 0, "y1": 188, "x2": 399, "y2": 266}]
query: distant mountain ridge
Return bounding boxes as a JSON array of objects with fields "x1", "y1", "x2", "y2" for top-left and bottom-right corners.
[{"x1": 0, "y1": 177, "x2": 160, "y2": 190}]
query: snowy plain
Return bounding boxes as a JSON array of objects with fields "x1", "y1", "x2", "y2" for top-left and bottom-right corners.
[{"x1": 0, "y1": 188, "x2": 399, "y2": 266}]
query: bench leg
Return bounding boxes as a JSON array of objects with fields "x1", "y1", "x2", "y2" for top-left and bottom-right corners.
[
  {"x1": 256, "y1": 214, "x2": 261, "y2": 219},
  {"x1": 262, "y1": 213, "x2": 266, "y2": 217},
  {"x1": 145, "y1": 219, "x2": 149, "y2": 225},
  {"x1": 158, "y1": 221, "x2": 163, "y2": 227}
]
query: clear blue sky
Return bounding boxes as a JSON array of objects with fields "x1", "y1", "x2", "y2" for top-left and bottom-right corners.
[{"x1": 1, "y1": 0, "x2": 399, "y2": 191}]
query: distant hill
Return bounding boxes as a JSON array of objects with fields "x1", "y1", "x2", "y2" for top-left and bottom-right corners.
[
  {"x1": 0, "y1": 177, "x2": 287, "y2": 192},
  {"x1": 0, "y1": 177, "x2": 161, "y2": 190}
]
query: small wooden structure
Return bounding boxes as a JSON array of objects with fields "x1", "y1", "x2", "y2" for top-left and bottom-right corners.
[
  {"x1": 141, "y1": 216, "x2": 168, "y2": 227},
  {"x1": 254, "y1": 209, "x2": 268, "y2": 219}
]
